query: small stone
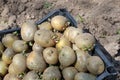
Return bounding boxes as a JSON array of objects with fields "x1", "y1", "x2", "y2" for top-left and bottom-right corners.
[
  {"x1": 26, "y1": 14, "x2": 31, "y2": 19},
  {"x1": 31, "y1": 14, "x2": 35, "y2": 19}
]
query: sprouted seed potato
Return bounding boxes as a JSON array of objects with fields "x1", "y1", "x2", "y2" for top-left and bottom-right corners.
[{"x1": 0, "y1": 15, "x2": 105, "y2": 80}]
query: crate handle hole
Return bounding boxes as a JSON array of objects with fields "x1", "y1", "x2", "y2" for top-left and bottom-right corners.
[{"x1": 107, "y1": 67, "x2": 117, "y2": 74}]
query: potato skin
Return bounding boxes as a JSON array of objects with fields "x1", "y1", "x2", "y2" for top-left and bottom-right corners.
[
  {"x1": 2, "y1": 48, "x2": 16, "y2": 64},
  {"x1": 32, "y1": 43, "x2": 44, "y2": 53},
  {"x1": 38, "y1": 21, "x2": 52, "y2": 30},
  {"x1": 21, "y1": 21, "x2": 37, "y2": 41},
  {"x1": 75, "y1": 33, "x2": 96, "y2": 51},
  {"x1": 12, "y1": 40, "x2": 28, "y2": 52},
  {"x1": 34, "y1": 30, "x2": 55, "y2": 47},
  {"x1": 22, "y1": 71, "x2": 40, "y2": 80},
  {"x1": 43, "y1": 66, "x2": 61, "y2": 80},
  {"x1": 64, "y1": 27, "x2": 83, "y2": 43},
  {"x1": 59, "y1": 46, "x2": 76, "y2": 68},
  {"x1": 54, "y1": 32, "x2": 62, "y2": 43},
  {"x1": 8, "y1": 54, "x2": 26, "y2": 75},
  {"x1": 74, "y1": 72, "x2": 96, "y2": 80},
  {"x1": 2, "y1": 34, "x2": 18, "y2": 48},
  {"x1": 86, "y1": 56, "x2": 105, "y2": 75},
  {"x1": 27, "y1": 51, "x2": 46, "y2": 72},
  {"x1": 56, "y1": 36, "x2": 71, "y2": 51},
  {"x1": 51, "y1": 15, "x2": 68, "y2": 31},
  {"x1": 62, "y1": 67, "x2": 78, "y2": 80},
  {"x1": 75, "y1": 50, "x2": 90, "y2": 72},
  {"x1": 0, "y1": 61, "x2": 8, "y2": 76},
  {"x1": 3, "y1": 73, "x2": 21, "y2": 80},
  {"x1": 43, "y1": 47, "x2": 58, "y2": 65},
  {"x1": 72, "y1": 44, "x2": 79, "y2": 51}
]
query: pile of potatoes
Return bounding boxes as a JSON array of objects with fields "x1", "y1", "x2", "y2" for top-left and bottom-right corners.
[{"x1": 0, "y1": 15, "x2": 105, "y2": 80}]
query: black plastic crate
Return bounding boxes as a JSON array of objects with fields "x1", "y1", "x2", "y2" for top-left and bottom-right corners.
[{"x1": 0, "y1": 9, "x2": 118, "y2": 80}]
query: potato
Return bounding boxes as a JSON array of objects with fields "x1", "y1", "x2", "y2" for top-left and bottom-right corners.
[
  {"x1": 2, "y1": 48, "x2": 16, "y2": 64},
  {"x1": 27, "y1": 51, "x2": 46, "y2": 72},
  {"x1": 21, "y1": 20, "x2": 37, "y2": 41},
  {"x1": 63, "y1": 27, "x2": 72, "y2": 40},
  {"x1": 38, "y1": 21, "x2": 52, "y2": 30},
  {"x1": 0, "y1": 42, "x2": 4, "y2": 56},
  {"x1": 0, "y1": 61, "x2": 8, "y2": 76},
  {"x1": 56, "y1": 36, "x2": 71, "y2": 51},
  {"x1": 3, "y1": 73, "x2": 21, "y2": 80},
  {"x1": 8, "y1": 63, "x2": 17, "y2": 74},
  {"x1": 75, "y1": 33, "x2": 96, "y2": 51},
  {"x1": 74, "y1": 72, "x2": 96, "y2": 80},
  {"x1": 2, "y1": 33, "x2": 18, "y2": 48},
  {"x1": 32, "y1": 43, "x2": 44, "y2": 53},
  {"x1": 59, "y1": 46, "x2": 76, "y2": 68},
  {"x1": 34, "y1": 29, "x2": 55, "y2": 47},
  {"x1": 75, "y1": 50, "x2": 90, "y2": 72},
  {"x1": 62, "y1": 67, "x2": 78, "y2": 80},
  {"x1": 51, "y1": 15, "x2": 68, "y2": 31},
  {"x1": 43, "y1": 47, "x2": 58, "y2": 65},
  {"x1": 64, "y1": 27, "x2": 83, "y2": 43},
  {"x1": 54, "y1": 32, "x2": 62, "y2": 43},
  {"x1": 4, "y1": 73, "x2": 10, "y2": 80},
  {"x1": 86, "y1": 56, "x2": 105, "y2": 75},
  {"x1": 43, "y1": 66, "x2": 61, "y2": 80},
  {"x1": 12, "y1": 40, "x2": 28, "y2": 52},
  {"x1": 8, "y1": 54, "x2": 26, "y2": 74},
  {"x1": 23, "y1": 71, "x2": 40, "y2": 80},
  {"x1": 72, "y1": 44, "x2": 79, "y2": 51},
  {"x1": 3, "y1": 73, "x2": 10, "y2": 80}
]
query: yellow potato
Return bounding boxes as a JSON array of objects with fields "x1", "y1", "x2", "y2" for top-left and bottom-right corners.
[{"x1": 51, "y1": 15, "x2": 68, "y2": 31}]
